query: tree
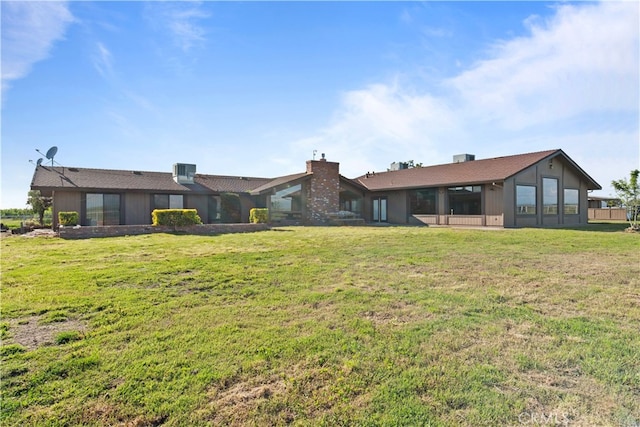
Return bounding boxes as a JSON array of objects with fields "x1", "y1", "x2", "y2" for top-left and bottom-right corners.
[
  {"x1": 27, "y1": 190, "x2": 52, "y2": 226},
  {"x1": 611, "y1": 169, "x2": 639, "y2": 230}
]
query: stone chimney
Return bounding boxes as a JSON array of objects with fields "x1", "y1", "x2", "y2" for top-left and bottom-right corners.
[{"x1": 304, "y1": 154, "x2": 340, "y2": 225}]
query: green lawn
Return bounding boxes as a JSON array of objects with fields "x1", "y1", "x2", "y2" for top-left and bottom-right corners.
[{"x1": 1, "y1": 225, "x2": 638, "y2": 426}]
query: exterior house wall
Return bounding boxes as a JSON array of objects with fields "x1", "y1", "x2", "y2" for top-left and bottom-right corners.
[
  {"x1": 437, "y1": 187, "x2": 447, "y2": 215},
  {"x1": 239, "y1": 195, "x2": 257, "y2": 223},
  {"x1": 508, "y1": 156, "x2": 590, "y2": 228},
  {"x1": 38, "y1": 151, "x2": 598, "y2": 230},
  {"x1": 540, "y1": 157, "x2": 563, "y2": 227},
  {"x1": 508, "y1": 165, "x2": 538, "y2": 228},
  {"x1": 186, "y1": 195, "x2": 208, "y2": 223},
  {"x1": 124, "y1": 193, "x2": 151, "y2": 225},
  {"x1": 387, "y1": 190, "x2": 408, "y2": 224},
  {"x1": 52, "y1": 191, "x2": 82, "y2": 228},
  {"x1": 484, "y1": 184, "x2": 503, "y2": 215},
  {"x1": 304, "y1": 159, "x2": 340, "y2": 225}
]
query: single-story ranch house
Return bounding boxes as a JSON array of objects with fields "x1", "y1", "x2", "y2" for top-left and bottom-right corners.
[{"x1": 31, "y1": 149, "x2": 601, "y2": 228}]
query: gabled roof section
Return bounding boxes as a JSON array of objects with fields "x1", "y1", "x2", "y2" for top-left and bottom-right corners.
[
  {"x1": 340, "y1": 175, "x2": 368, "y2": 192},
  {"x1": 31, "y1": 166, "x2": 272, "y2": 194},
  {"x1": 354, "y1": 149, "x2": 600, "y2": 191},
  {"x1": 249, "y1": 172, "x2": 310, "y2": 195}
]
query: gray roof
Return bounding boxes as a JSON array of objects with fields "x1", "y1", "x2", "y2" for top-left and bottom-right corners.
[
  {"x1": 31, "y1": 166, "x2": 272, "y2": 194},
  {"x1": 249, "y1": 172, "x2": 310, "y2": 195},
  {"x1": 355, "y1": 149, "x2": 601, "y2": 191},
  {"x1": 30, "y1": 149, "x2": 601, "y2": 197}
]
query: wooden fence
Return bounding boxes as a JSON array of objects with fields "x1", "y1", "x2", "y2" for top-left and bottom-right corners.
[{"x1": 588, "y1": 208, "x2": 627, "y2": 220}]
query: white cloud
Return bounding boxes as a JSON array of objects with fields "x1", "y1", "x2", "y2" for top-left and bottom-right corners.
[
  {"x1": 144, "y1": 1, "x2": 210, "y2": 53},
  {"x1": 448, "y1": 1, "x2": 639, "y2": 129},
  {"x1": 292, "y1": 81, "x2": 464, "y2": 177},
  {"x1": 92, "y1": 42, "x2": 114, "y2": 79},
  {"x1": 291, "y1": 1, "x2": 639, "y2": 187},
  {"x1": 1, "y1": 1, "x2": 74, "y2": 96}
]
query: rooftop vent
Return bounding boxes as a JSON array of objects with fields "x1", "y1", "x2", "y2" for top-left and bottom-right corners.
[
  {"x1": 453, "y1": 154, "x2": 475, "y2": 163},
  {"x1": 173, "y1": 163, "x2": 196, "y2": 184}
]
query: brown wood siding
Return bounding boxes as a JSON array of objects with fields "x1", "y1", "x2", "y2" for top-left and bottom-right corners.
[
  {"x1": 508, "y1": 156, "x2": 591, "y2": 228},
  {"x1": 387, "y1": 191, "x2": 407, "y2": 224},
  {"x1": 437, "y1": 187, "x2": 447, "y2": 215},
  {"x1": 124, "y1": 193, "x2": 151, "y2": 225},
  {"x1": 503, "y1": 178, "x2": 516, "y2": 227},
  {"x1": 447, "y1": 216, "x2": 484, "y2": 226},
  {"x1": 239, "y1": 195, "x2": 257, "y2": 223},
  {"x1": 186, "y1": 195, "x2": 208, "y2": 223},
  {"x1": 52, "y1": 191, "x2": 82, "y2": 228},
  {"x1": 486, "y1": 215, "x2": 504, "y2": 226},
  {"x1": 484, "y1": 184, "x2": 503, "y2": 215}
]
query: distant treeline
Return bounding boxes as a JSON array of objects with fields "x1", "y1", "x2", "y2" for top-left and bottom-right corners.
[{"x1": 1, "y1": 208, "x2": 35, "y2": 217}]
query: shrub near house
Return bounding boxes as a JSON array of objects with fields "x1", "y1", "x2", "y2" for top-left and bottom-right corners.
[
  {"x1": 249, "y1": 208, "x2": 268, "y2": 224},
  {"x1": 58, "y1": 212, "x2": 79, "y2": 226},
  {"x1": 152, "y1": 209, "x2": 202, "y2": 227}
]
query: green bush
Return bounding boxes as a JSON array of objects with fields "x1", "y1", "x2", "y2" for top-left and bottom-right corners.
[
  {"x1": 58, "y1": 211, "x2": 79, "y2": 226},
  {"x1": 152, "y1": 209, "x2": 202, "y2": 227},
  {"x1": 221, "y1": 193, "x2": 241, "y2": 223},
  {"x1": 249, "y1": 208, "x2": 269, "y2": 224}
]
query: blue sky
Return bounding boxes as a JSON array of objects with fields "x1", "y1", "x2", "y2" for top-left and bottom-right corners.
[{"x1": 2, "y1": 1, "x2": 638, "y2": 209}]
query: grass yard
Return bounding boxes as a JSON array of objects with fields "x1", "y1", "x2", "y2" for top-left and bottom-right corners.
[{"x1": 1, "y1": 225, "x2": 639, "y2": 426}]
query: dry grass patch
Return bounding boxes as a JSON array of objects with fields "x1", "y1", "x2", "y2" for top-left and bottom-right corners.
[{"x1": 6, "y1": 315, "x2": 87, "y2": 350}]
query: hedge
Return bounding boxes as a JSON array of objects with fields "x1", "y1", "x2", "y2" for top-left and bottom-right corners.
[
  {"x1": 58, "y1": 211, "x2": 79, "y2": 226},
  {"x1": 249, "y1": 208, "x2": 268, "y2": 224},
  {"x1": 221, "y1": 193, "x2": 241, "y2": 223},
  {"x1": 152, "y1": 209, "x2": 202, "y2": 227}
]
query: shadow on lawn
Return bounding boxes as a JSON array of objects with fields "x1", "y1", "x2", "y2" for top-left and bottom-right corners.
[{"x1": 568, "y1": 221, "x2": 635, "y2": 233}]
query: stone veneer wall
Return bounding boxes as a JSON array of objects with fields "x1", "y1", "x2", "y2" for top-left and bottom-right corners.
[
  {"x1": 304, "y1": 159, "x2": 340, "y2": 225},
  {"x1": 59, "y1": 223, "x2": 269, "y2": 239}
]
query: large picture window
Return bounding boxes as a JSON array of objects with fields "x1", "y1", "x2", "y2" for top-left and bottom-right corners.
[
  {"x1": 448, "y1": 186, "x2": 481, "y2": 215},
  {"x1": 543, "y1": 178, "x2": 558, "y2": 215},
  {"x1": 516, "y1": 185, "x2": 536, "y2": 215},
  {"x1": 86, "y1": 193, "x2": 120, "y2": 225},
  {"x1": 270, "y1": 184, "x2": 302, "y2": 221},
  {"x1": 564, "y1": 189, "x2": 579, "y2": 215},
  {"x1": 410, "y1": 189, "x2": 437, "y2": 214}
]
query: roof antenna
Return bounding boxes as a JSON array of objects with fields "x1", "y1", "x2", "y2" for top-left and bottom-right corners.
[
  {"x1": 313, "y1": 150, "x2": 317, "y2": 160},
  {"x1": 35, "y1": 146, "x2": 60, "y2": 166},
  {"x1": 29, "y1": 158, "x2": 44, "y2": 168}
]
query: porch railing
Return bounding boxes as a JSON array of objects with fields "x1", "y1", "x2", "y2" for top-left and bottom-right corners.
[{"x1": 412, "y1": 214, "x2": 504, "y2": 227}]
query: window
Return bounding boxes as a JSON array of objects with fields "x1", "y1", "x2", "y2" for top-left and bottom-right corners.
[
  {"x1": 410, "y1": 189, "x2": 437, "y2": 214},
  {"x1": 271, "y1": 184, "x2": 302, "y2": 220},
  {"x1": 564, "y1": 189, "x2": 579, "y2": 215},
  {"x1": 543, "y1": 178, "x2": 558, "y2": 214},
  {"x1": 154, "y1": 194, "x2": 184, "y2": 209},
  {"x1": 86, "y1": 193, "x2": 120, "y2": 225},
  {"x1": 448, "y1": 186, "x2": 481, "y2": 215},
  {"x1": 208, "y1": 196, "x2": 220, "y2": 223},
  {"x1": 372, "y1": 197, "x2": 387, "y2": 222},
  {"x1": 516, "y1": 185, "x2": 536, "y2": 215},
  {"x1": 339, "y1": 194, "x2": 362, "y2": 216}
]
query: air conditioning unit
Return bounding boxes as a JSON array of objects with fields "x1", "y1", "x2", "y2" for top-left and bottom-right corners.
[
  {"x1": 173, "y1": 163, "x2": 196, "y2": 184},
  {"x1": 453, "y1": 154, "x2": 475, "y2": 163}
]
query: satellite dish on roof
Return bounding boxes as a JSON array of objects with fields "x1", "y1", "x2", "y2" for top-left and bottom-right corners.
[
  {"x1": 36, "y1": 146, "x2": 60, "y2": 166},
  {"x1": 45, "y1": 146, "x2": 58, "y2": 160},
  {"x1": 37, "y1": 158, "x2": 43, "y2": 166}
]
